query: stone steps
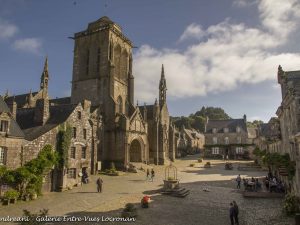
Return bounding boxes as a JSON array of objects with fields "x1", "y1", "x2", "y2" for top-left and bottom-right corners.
[{"x1": 161, "y1": 187, "x2": 190, "y2": 198}]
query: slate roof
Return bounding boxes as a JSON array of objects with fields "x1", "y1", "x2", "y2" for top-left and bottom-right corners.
[
  {"x1": 184, "y1": 128, "x2": 204, "y2": 140},
  {"x1": 259, "y1": 119, "x2": 280, "y2": 139},
  {"x1": 17, "y1": 103, "x2": 77, "y2": 141},
  {"x1": 5, "y1": 92, "x2": 38, "y2": 108},
  {"x1": 206, "y1": 119, "x2": 247, "y2": 133},
  {"x1": 0, "y1": 96, "x2": 25, "y2": 138},
  {"x1": 138, "y1": 105, "x2": 155, "y2": 120},
  {"x1": 50, "y1": 97, "x2": 71, "y2": 105}
]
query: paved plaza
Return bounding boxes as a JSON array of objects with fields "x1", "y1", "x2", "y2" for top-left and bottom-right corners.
[{"x1": 0, "y1": 155, "x2": 293, "y2": 225}]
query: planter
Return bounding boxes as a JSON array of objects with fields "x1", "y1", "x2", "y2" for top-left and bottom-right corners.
[
  {"x1": 9, "y1": 198, "x2": 17, "y2": 204},
  {"x1": 2, "y1": 199, "x2": 10, "y2": 206},
  {"x1": 23, "y1": 195, "x2": 30, "y2": 202}
]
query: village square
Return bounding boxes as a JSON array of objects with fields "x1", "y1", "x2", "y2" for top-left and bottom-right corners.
[{"x1": 1, "y1": 1, "x2": 300, "y2": 224}]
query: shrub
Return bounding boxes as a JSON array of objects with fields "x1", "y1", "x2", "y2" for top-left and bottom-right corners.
[
  {"x1": 4, "y1": 190, "x2": 19, "y2": 200},
  {"x1": 197, "y1": 158, "x2": 203, "y2": 163},
  {"x1": 189, "y1": 163, "x2": 195, "y2": 167},
  {"x1": 283, "y1": 194, "x2": 300, "y2": 216},
  {"x1": 20, "y1": 209, "x2": 49, "y2": 225}
]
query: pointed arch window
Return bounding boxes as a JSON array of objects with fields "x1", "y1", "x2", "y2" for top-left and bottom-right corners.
[{"x1": 117, "y1": 96, "x2": 123, "y2": 114}]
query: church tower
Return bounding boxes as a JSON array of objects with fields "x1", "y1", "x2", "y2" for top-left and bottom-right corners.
[
  {"x1": 159, "y1": 64, "x2": 167, "y2": 107},
  {"x1": 70, "y1": 16, "x2": 134, "y2": 118}
]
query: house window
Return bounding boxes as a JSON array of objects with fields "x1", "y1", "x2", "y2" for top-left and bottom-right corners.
[
  {"x1": 81, "y1": 146, "x2": 87, "y2": 159},
  {"x1": 0, "y1": 147, "x2": 6, "y2": 165},
  {"x1": 212, "y1": 147, "x2": 219, "y2": 154},
  {"x1": 224, "y1": 137, "x2": 229, "y2": 144},
  {"x1": 237, "y1": 136, "x2": 241, "y2": 144},
  {"x1": 72, "y1": 127, "x2": 76, "y2": 138},
  {"x1": 236, "y1": 147, "x2": 243, "y2": 154},
  {"x1": 70, "y1": 147, "x2": 76, "y2": 159},
  {"x1": 83, "y1": 129, "x2": 87, "y2": 140},
  {"x1": 212, "y1": 128, "x2": 217, "y2": 134},
  {"x1": 67, "y1": 168, "x2": 76, "y2": 179},
  {"x1": 236, "y1": 127, "x2": 241, "y2": 133},
  {"x1": 224, "y1": 128, "x2": 229, "y2": 133},
  {"x1": 77, "y1": 111, "x2": 81, "y2": 120},
  {"x1": 213, "y1": 137, "x2": 218, "y2": 144},
  {"x1": 0, "y1": 120, "x2": 9, "y2": 132}
]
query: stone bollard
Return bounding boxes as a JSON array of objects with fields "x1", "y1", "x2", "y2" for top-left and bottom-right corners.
[{"x1": 295, "y1": 213, "x2": 300, "y2": 225}]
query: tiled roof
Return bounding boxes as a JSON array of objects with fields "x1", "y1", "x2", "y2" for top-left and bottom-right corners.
[
  {"x1": 0, "y1": 96, "x2": 25, "y2": 138},
  {"x1": 206, "y1": 119, "x2": 247, "y2": 133}
]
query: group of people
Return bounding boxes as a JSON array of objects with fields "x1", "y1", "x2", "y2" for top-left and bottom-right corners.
[
  {"x1": 235, "y1": 174, "x2": 262, "y2": 191},
  {"x1": 264, "y1": 172, "x2": 285, "y2": 193},
  {"x1": 229, "y1": 201, "x2": 239, "y2": 225},
  {"x1": 146, "y1": 168, "x2": 155, "y2": 181}
]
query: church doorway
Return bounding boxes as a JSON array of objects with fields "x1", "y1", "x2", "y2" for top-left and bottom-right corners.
[{"x1": 129, "y1": 139, "x2": 142, "y2": 162}]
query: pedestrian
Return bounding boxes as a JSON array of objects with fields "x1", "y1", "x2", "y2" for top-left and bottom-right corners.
[
  {"x1": 229, "y1": 202, "x2": 235, "y2": 225},
  {"x1": 96, "y1": 177, "x2": 103, "y2": 193},
  {"x1": 233, "y1": 201, "x2": 239, "y2": 225},
  {"x1": 236, "y1": 174, "x2": 241, "y2": 189},
  {"x1": 151, "y1": 168, "x2": 155, "y2": 182},
  {"x1": 146, "y1": 169, "x2": 150, "y2": 180}
]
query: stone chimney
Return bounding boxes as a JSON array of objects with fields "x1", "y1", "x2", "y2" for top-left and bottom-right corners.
[
  {"x1": 204, "y1": 116, "x2": 209, "y2": 132},
  {"x1": 7, "y1": 98, "x2": 17, "y2": 120},
  {"x1": 34, "y1": 98, "x2": 49, "y2": 125}
]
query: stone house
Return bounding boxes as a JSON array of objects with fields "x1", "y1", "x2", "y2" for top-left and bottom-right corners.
[
  {"x1": 276, "y1": 65, "x2": 300, "y2": 196},
  {"x1": 204, "y1": 115, "x2": 251, "y2": 159},
  {"x1": 4, "y1": 59, "x2": 100, "y2": 192},
  {"x1": 176, "y1": 126, "x2": 204, "y2": 156},
  {"x1": 0, "y1": 97, "x2": 24, "y2": 169}
]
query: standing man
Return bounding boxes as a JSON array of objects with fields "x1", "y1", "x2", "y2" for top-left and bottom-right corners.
[
  {"x1": 236, "y1": 174, "x2": 241, "y2": 189},
  {"x1": 229, "y1": 202, "x2": 235, "y2": 225},
  {"x1": 233, "y1": 201, "x2": 239, "y2": 225},
  {"x1": 96, "y1": 177, "x2": 103, "y2": 193},
  {"x1": 146, "y1": 169, "x2": 150, "y2": 181},
  {"x1": 151, "y1": 169, "x2": 155, "y2": 182}
]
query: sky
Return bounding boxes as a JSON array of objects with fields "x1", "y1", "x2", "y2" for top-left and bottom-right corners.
[{"x1": 1, "y1": 0, "x2": 300, "y2": 122}]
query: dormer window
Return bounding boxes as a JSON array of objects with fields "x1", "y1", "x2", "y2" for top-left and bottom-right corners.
[
  {"x1": 0, "y1": 120, "x2": 9, "y2": 132},
  {"x1": 224, "y1": 128, "x2": 229, "y2": 133},
  {"x1": 236, "y1": 127, "x2": 241, "y2": 133},
  {"x1": 212, "y1": 128, "x2": 217, "y2": 134},
  {"x1": 213, "y1": 137, "x2": 218, "y2": 144}
]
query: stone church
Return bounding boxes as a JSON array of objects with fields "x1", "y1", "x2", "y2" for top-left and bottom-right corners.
[
  {"x1": 70, "y1": 16, "x2": 176, "y2": 168},
  {"x1": 1, "y1": 16, "x2": 175, "y2": 186}
]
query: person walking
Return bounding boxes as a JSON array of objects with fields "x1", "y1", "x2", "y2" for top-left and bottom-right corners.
[
  {"x1": 233, "y1": 201, "x2": 239, "y2": 225},
  {"x1": 229, "y1": 202, "x2": 236, "y2": 225},
  {"x1": 146, "y1": 169, "x2": 150, "y2": 181},
  {"x1": 96, "y1": 177, "x2": 103, "y2": 193},
  {"x1": 151, "y1": 169, "x2": 155, "y2": 182},
  {"x1": 236, "y1": 174, "x2": 241, "y2": 189}
]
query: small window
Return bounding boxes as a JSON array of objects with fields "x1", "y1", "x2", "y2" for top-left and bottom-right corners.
[
  {"x1": 83, "y1": 129, "x2": 87, "y2": 140},
  {"x1": 212, "y1": 128, "x2": 217, "y2": 133},
  {"x1": 72, "y1": 127, "x2": 76, "y2": 138},
  {"x1": 224, "y1": 128, "x2": 229, "y2": 133},
  {"x1": 81, "y1": 146, "x2": 87, "y2": 159},
  {"x1": 236, "y1": 147, "x2": 243, "y2": 154},
  {"x1": 70, "y1": 147, "x2": 76, "y2": 159},
  {"x1": 77, "y1": 111, "x2": 81, "y2": 120},
  {"x1": 67, "y1": 168, "x2": 76, "y2": 179},
  {"x1": 237, "y1": 136, "x2": 241, "y2": 144},
  {"x1": 236, "y1": 127, "x2": 241, "y2": 133},
  {"x1": 0, "y1": 120, "x2": 9, "y2": 132},
  {"x1": 224, "y1": 137, "x2": 229, "y2": 144},
  {"x1": 212, "y1": 147, "x2": 219, "y2": 154},
  {"x1": 0, "y1": 147, "x2": 6, "y2": 165},
  {"x1": 213, "y1": 137, "x2": 218, "y2": 144}
]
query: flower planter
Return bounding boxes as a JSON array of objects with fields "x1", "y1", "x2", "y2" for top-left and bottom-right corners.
[
  {"x1": 2, "y1": 199, "x2": 10, "y2": 206},
  {"x1": 30, "y1": 193, "x2": 38, "y2": 200}
]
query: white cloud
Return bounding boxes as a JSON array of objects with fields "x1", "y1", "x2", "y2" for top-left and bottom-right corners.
[
  {"x1": 12, "y1": 38, "x2": 42, "y2": 54},
  {"x1": 133, "y1": 0, "x2": 300, "y2": 102},
  {"x1": 178, "y1": 23, "x2": 205, "y2": 42},
  {"x1": 0, "y1": 18, "x2": 18, "y2": 39}
]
